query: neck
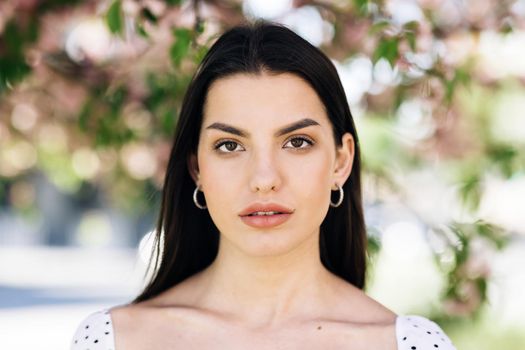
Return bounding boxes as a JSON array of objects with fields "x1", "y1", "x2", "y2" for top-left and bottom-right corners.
[{"x1": 193, "y1": 231, "x2": 343, "y2": 330}]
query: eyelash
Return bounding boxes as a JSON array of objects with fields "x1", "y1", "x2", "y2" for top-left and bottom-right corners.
[{"x1": 213, "y1": 136, "x2": 315, "y2": 154}]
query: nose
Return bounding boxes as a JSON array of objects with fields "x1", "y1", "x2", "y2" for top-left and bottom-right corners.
[{"x1": 249, "y1": 151, "x2": 282, "y2": 193}]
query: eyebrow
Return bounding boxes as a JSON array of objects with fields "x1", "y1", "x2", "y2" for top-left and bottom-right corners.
[{"x1": 205, "y1": 118, "x2": 320, "y2": 138}]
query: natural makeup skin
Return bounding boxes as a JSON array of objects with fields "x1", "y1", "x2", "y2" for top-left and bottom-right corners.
[
  {"x1": 110, "y1": 72, "x2": 398, "y2": 349},
  {"x1": 187, "y1": 72, "x2": 358, "y2": 328}
]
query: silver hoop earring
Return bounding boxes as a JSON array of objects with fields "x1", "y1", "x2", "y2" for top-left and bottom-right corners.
[
  {"x1": 193, "y1": 185, "x2": 207, "y2": 209},
  {"x1": 330, "y1": 183, "x2": 344, "y2": 208}
]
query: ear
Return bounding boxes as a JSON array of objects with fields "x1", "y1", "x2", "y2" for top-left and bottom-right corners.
[
  {"x1": 332, "y1": 132, "x2": 355, "y2": 190},
  {"x1": 187, "y1": 153, "x2": 200, "y2": 185}
]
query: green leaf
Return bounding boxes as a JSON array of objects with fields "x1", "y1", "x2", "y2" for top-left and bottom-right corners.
[
  {"x1": 38, "y1": 0, "x2": 84, "y2": 12},
  {"x1": 444, "y1": 68, "x2": 470, "y2": 104},
  {"x1": 0, "y1": 19, "x2": 34, "y2": 94},
  {"x1": 373, "y1": 37, "x2": 399, "y2": 65},
  {"x1": 106, "y1": 0, "x2": 123, "y2": 35},
  {"x1": 141, "y1": 7, "x2": 158, "y2": 24},
  {"x1": 500, "y1": 19, "x2": 514, "y2": 34},
  {"x1": 475, "y1": 220, "x2": 509, "y2": 250},
  {"x1": 458, "y1": 173, "x2": 482, "y2": 212},
  {"x1": 162, "y1": 109, "x2": 177, "y2": 135},
  {"x1": 445, "y1": 79, "x2": 455, "y2": 103},
  {"x1": 353, "y1": 0, "x2": 369, "y2": 15},
  {"x1": 136, "y1": 21, "x2": 149, "y2": 38},
  {"x1": 488, "y1": 144, "x2": 518, "y2": 178},
  {"x1": 366, "y1": 227, "x2": 382, "y2": 256},
  {"x1": 195, "y1": 45, "x2": 209, "y2": 64},
  {"x1": 78, "y1": 99, "x2": 94, "y2": 131},
  {"x1": 105, "y1": 86, "x2": 127, "y2": 113},
  {"x1": 405, "y1": 31, "x2": 416, "y2": 51},
  {"x1": 369, "y1": 20, "x2": 390, "y2": 35},
  {"x1": 455, "y1": 67, "x2": 471, "y2": 85},
  {"x1": 170, "y1": 28, "x2": 192, "y2": 67},
  {"x1": 195, "y1": 20, "x2": 205, "y2": 35},
  {"x1": 476, "y1": 277, "x2": 487, "y2": 299},
  {"x1": 0, "y1": 181, "x2": 5, "y2": 202},
  {"x1": 403, "y1": 20, "x2": 419, "y2": 32},
  {"x1": 166, "y1": 0, "x2": 183, "y2": 4}
]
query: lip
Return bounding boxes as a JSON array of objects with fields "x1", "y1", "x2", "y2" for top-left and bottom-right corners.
[
  {"x1": 238, "y1": 202, "x2": 294, "y2": 217},
  {"x1": 238, "y1": 202, "x2": 295, "y2": 229},
  {"x1": 240, "y1": 213, "x2": 292, "y2": 228}
]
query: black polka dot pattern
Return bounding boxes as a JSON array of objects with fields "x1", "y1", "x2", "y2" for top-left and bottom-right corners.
[
  {"x1": 396, "y1": 315, "x2": 457, "y2": 350},
  {"x1": 71, "y1": 309, "x2": 114, "y2": 350}
]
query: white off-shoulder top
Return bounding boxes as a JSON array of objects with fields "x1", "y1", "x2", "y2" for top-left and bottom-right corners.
[{"x1": 71, "y1": 309, "x2": 457, "y2": 350}]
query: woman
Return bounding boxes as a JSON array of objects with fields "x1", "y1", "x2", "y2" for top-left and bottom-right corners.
[{"x1": 71, "y1": 21, "x2": 457, "y2": 349}]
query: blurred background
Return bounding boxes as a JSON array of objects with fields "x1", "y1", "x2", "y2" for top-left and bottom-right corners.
[{"x1": 1, "y1": 0, "x2": 524, "y2": 349}]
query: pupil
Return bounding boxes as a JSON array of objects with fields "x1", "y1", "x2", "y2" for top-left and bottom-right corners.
[
  {"x1": 291, "y1": 139, "x2": 303, "y2": 147},
  {"x1": 226, "y1": 142, "x2": 236, "y2": 151}
]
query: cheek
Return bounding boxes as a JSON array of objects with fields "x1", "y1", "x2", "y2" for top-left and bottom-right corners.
[
  {"x1": 200, "y1": 159, "x2": 229, "y2": 188},
  {"x1": 283, "y1": 150, "x2": 334, "y2": 227},
  {"x1": 198, "y1": 155, "x2": 241, "y2": 215},
  {"x1": 287, "y1": 149, "x2": 333, "y2": 190}
]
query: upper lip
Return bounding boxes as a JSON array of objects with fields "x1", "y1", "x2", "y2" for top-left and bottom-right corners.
[{"x1": 239, "y1": 202, "x2": 294, "y2": 216}]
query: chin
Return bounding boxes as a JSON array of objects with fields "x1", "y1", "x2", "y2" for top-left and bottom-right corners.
[{"x1": 232, "y1": 230, "x2": 310, "y2": 257}]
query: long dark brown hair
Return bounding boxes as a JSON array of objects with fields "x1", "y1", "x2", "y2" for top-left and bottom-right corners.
[{"x1": 132, "y1": 21, "x2": 367, "y2": 303}]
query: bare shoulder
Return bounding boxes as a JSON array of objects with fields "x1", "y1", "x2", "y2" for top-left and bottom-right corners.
[
  {"x1": 307, "y1": 276, "x2": 398, "y2": 349},
  {"x1": 107, "y1": 303, "x2": 142, "y2": 332},
  {"x1": 352, "y1": 289, "x2": 398, "y2": 323},
  {"x1": 328, "y1": 275, "x2": 398, "y2": 324},
  {"x1": 107, "y1": 303, "x2": 149, "y2": 345},
  {"x1": 108, "y1": 286, "x2": 201, "y2": 331},
  {"x1": 107, "y1": 301, "x2": 192, "y2": 350},
  {"x1": 346, "y1": 289, "x2": 398, "y2": 349},
  {"x1": 107, "y1": 278, "x2": 215, "y2": 349}
]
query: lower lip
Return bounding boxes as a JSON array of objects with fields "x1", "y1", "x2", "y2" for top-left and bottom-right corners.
[{"x1": 240, "y1": 213, "x2": 292, "y2": 228}]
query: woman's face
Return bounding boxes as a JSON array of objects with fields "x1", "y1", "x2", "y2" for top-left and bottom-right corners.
[{"x1": 191, "y1": 72, "x2": 354, "y2": 257}]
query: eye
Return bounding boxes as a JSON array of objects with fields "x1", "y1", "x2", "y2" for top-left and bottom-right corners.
[
  {"x1": 283, "y1": 136, "x2": 314, "y2": 150},
  {"x1": 214, "y1": 140, "x2": 245, "y2": 153}
]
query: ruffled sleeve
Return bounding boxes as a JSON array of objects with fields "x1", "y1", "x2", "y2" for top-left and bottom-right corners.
[
  {"x1": 70, "y1": 309, "x2": 116, "y2": 350},
  {"x1": 396, "y1": 315, "x2": 457, "y2": 350}
]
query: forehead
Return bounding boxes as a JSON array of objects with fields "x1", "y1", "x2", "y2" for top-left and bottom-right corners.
[{"x1": 202, "y1": 72, "x2": 330, "y2": 129}]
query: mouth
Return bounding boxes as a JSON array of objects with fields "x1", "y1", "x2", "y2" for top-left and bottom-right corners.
[
  {"x1": 238, "y1": 202, "x2": 294, "y2": 228},
  {"x1": 246, "y1": 211, "x2": 285, "y2": 216},
  {"x1": 240, "y1": 211, "x2": 293, "y2": 228}
]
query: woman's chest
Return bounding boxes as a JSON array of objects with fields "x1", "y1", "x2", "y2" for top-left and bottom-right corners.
[{"x1": 117, "y1": 320, "x2": 397, "y2": 350}]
